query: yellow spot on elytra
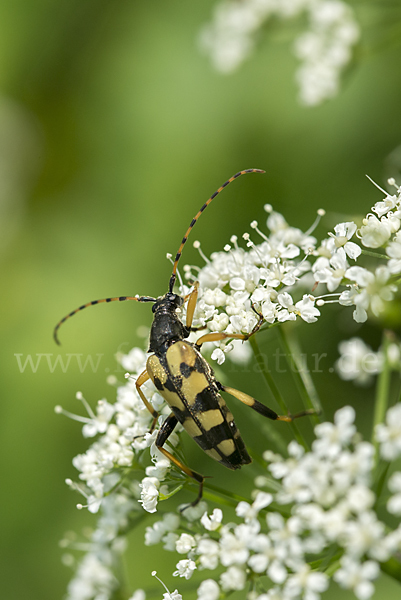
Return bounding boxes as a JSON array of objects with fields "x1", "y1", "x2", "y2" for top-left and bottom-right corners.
[
  {"x1": 217, "y1": 439, "x2": 235, "y2": 456},
  {"x1": 166, "y1": 341, "x2": 196, "y2": 376},
  {"x1": 182, "y1": 418, "x2": 202, "y2": 438},
  {"x1": 147, "y1": 355, "x2": 168, "y2": 385},
  {"x1": 181, "y1": 371, "x2": 209, "y2": 405},
  {"x1": 205, "y1": 448, "x2": 221, "y2": 462},
  {"x1": 197, "y1": 409, "x2": 224, "y2": 431}
]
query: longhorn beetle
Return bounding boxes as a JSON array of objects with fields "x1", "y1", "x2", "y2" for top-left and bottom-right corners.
[{"x1": 54, "y1": 169, "x2": 313, "y2": 506}]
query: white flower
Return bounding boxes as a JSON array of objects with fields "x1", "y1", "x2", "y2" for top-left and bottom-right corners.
[
  {"x1": 295, "y1": 294, "x2": 320, "y2": 322},
  {"x1": 386, "y1": 231, "x2": 401, "y2": 274},
  {"x1": 372, "y1": 192, "x2": 398, "y2": 217},
  {"x1": 173, "y1": 559, "x2": 197, "y2": 579},
  {"x1": 145, "y1": 454, "x2": 171, "y2": 480},
  {"x1": 197, "y1": 537, "x2": 220, "y2": 570},
  {"x1": 342, "y1": 511, "x2": 388, "y2": 560},
  {"x1": 201, "y1": 0, "x2": 360, "y2": 106},
  {"x1": 220, "y1": 565, "x2": 246, "y2": 591},
  {"x1": 334, "y1": 558, "x2": 380, "y2": 599},
  {"x1": 120, "y1": 347, "x2": 147, "y2": 373},
  {"x1": 163, "y1": 591, "x2": 182, "y2": 600},
  {"x1": 197, "y1": 579, "x2": 220, "y2": 600},
  {"x1": 211, "y1": 347, "x2": 225, "y2": 365},
  {"x1": 66, "y1": 553, "x2": 117, "y2": 600},
  {"x1": 247, "y1": 534, "x2": 288, "y2": 583},
  {"x1": 342, "y1": 265, "x2": 396, "y2": 322},
  {"x1": 201, "y1": 508, "x2": 223, "y2": 531},
  {"x1": 179, "y1": 500, "x2": 208, "y2": 521},
  {"x1": 376, "y1": 403, "x2": 401, "y2": 460},
  {"x1": 175, "y1": 533, "x2": 196, "y2": 554},
  {"x1": 358, "y1": 214, "x2": 393, "y2": 248},
  {"x1": 346, "y1": 484, "x2": 375, "y2": 513},
  {"x1": 219, "y1": 527, "x2": 250, "y2": 567},
  {"x1": 312, "y1": 406, "x2": 356, "y2": 458},
  {"x1": 284, "y1": 563, "x2": 329, "y2": 600},
  {"x1": 335, "y1": 338, "x2": 382, "y2": 385},
  {"x1": 277, "y1": 292, "x2": 298, "y2": 322},
  {"x1": 139, "y1": 477, "x2": 160, "y2": 513},
  {"x1": 313, "y1": 247, "x2": 349, "y2": 291},
  {"x1": 236, "y1": 491, "x2": 273, "y2": 522},
  {"x1": 328, "y1": 221, "x2": 361, "y2": 259},
  {"x1": 129, "y1": 591, "x2": 146, "y2": 600},
  {"x1": 145, "y1": 513, "x2": 180, "y2": 545},
  {"x1": 162, "y1": 532, "x2": 179, "y2": 552}
]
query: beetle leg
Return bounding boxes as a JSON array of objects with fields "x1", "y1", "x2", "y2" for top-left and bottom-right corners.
[
  {"x1": 221, "y1": 385, "x2": 315, "y2": 422},
  {"x1": 195, "y1": 331, "x2": 247, "y2": 347},
  {"x1": 185, "y1": 281, "x2": 199, "y2": 329},
  {"x1": 136, "y1": 369, "x2": 159, "y2": 432},
  {"x1": 156, "y1": 413, "x2": 204, "y2": 507},
  {"x1": 195, "y1": 306, "x2": 265, "y2": 347}
]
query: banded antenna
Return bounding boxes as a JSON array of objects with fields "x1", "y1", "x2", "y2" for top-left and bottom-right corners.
[
  {"x1": 168, "y1": 168, "x2": 265, "y2": 293},
  {"x1": 53, "y1": 169, "x2": 264, "y2": 344},
  {"x1": 53, "y1": 295, "x2": 156, "y2": 345}
]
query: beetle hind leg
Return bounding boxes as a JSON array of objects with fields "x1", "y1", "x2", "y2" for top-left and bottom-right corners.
[
  {"x1": 156, "y1": 413, "x2": 205, "y2": 508},
  {"x1": 221, "y1": 385, "x2": 315, "y2": 422}
]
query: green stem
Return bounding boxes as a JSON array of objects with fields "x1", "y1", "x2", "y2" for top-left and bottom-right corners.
[
  {"x1": 372, "y1": 330, "x2": 392, "y2": 453},
  {"x1": 200, "y1": 481, "x2": 251, "y2": 505},
  {"x1": 249, "y1": 335, "x2": 309, "y2": 451},
  {"x1": 360, "y1": 248, "x2": 388, "y2": 260},
  {"x1": 249, "y1": 335, "x2": 287, "y2": 413},
  {"x1": 373, "y1": 461, "x2": 391, "y2": 509},
  {"x1": 277, "y1": 327, "x2": 323, "y2": 422}
]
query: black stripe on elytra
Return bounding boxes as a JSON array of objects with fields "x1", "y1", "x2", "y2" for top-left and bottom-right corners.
[
  {"x1": 180, "y1": 362, "x2": 195, "y2": 379},
  {"x1": 192, "y1": 387, "x2": 220, "y2": 414},
  {"x1": 153, "y1": 376, "x2": 164, "y2": 392},
  {"x1": 170, "y1": 403, "x2": 191, "y2": 424},
  {"x1": 163, "y1": 378, "x2": 177, "y2": 393},
  {"x1": 224, "y1": 446, "x2": 251, "y2": 468},
  {"x1": 193, "y1": 433, "x2": 214, "y2": 451}
]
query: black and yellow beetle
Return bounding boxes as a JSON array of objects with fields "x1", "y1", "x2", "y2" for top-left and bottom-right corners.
[{"x1": 54, "y1": 170, "x2": 311, "y2": 505}]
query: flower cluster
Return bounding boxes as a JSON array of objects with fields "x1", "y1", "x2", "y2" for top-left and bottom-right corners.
[
  {"x1": 58, "y1": 175, "x2": 401, "y2": 599},
  {"x1": 200, "y1": 0, "x2": 360, "y2": 105},
  {"x1": 184, "y1": 177, "x2": 401, "y2": 365},
  {"x1": 336, "y1": 336, "x2": 401, "y2": 386},
  {"x1": 60, "y1": 490, "x2": 136, "y2": 600},
  {"x1": 144, "y1": 406, "x2": 401, "y2": 600}
]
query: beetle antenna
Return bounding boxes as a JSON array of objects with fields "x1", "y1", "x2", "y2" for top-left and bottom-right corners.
[
  {"x1": 53, "y1": 295, "x2": 156, "y2": 345},
  {"x1": 169, "y1": 168, "x2": 265, "y2": 293}
]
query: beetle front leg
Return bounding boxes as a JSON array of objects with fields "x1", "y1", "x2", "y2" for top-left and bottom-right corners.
[
  {"x1": 156, "y1": 413, "x2": 204, "y2": 508},
  {"x1": 195, "y1": 311, "x2": 264, "y2": 348},
  {"x1": 135, "y1": 369, "x2": 159, "y2": 432},
  {"x1": 184, "y1": 281, "x2": 199, "y2": 329}
]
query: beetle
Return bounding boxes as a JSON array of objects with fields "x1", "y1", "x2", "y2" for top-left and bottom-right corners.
[{"x1": 53, "y1": 169, "x2": 312, "y2": 505}]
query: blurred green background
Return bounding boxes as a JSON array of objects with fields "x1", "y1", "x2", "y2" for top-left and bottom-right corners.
[{"x1": 1, "y1": 1, "x2": 401, "y2": 599}]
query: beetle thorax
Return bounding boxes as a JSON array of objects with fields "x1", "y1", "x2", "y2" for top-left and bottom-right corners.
[{"x1": 148, "y1": 293, "x2": 189, "y2": 354}]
